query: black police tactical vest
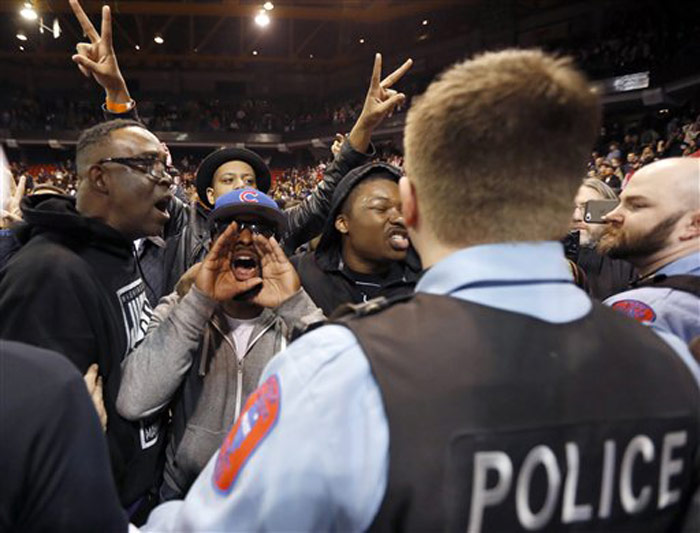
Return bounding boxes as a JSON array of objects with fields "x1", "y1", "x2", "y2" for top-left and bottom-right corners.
[
  {"x1": 338, "y1": 293, "x2": 700, "y2": 533},
  {"x1": 633, "y1": 274, "x2": 700, "y2": 297}
]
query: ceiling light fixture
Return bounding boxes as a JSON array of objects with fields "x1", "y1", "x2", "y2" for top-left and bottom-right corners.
[
  {"x1": 359, "y1": 38, "x2": 365, "y2": 44},
  {"x1": 36, "y1": 17, "x2": 61, "y2": 39},
  {"x1": 252, "y1": 50, "x2": 259, "y2": 56},
  {"x1": 422, "y1": 19, "x2": 429, "y2": 26},
  {"x1": 135, "y1": 44, "x2": 140, "y2": 50},
  {"x1": 263, "y1": 1, "x2": 274, "y2": 10},
  {"x1": 154, "y1": 34, "x2": 164, "y2": 44},
  {"x1": 20, "y1": 2, "x2": 38, "y2": 21},
  {"x1": 255, "y1": 10, "x2": 270, "y2": 27},
  {"x1": 19, "y1": 45, "x2": 25, "y2": 51},
  {"x1": 16, "y1": 32, "x2": 28, "y2": 41}
]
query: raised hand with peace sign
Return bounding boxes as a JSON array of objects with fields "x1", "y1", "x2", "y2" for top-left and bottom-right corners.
[
  {"x1": 347, "y1": 53, "x2": 413, "y2": 153},
  {"x1": 69, "y1": 0, "x2": 131, "y2": 105}
]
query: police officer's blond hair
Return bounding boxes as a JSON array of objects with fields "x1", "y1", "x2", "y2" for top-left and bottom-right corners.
[{"x1": 404, "y1": 49, "x2": 601, "y2": 246}]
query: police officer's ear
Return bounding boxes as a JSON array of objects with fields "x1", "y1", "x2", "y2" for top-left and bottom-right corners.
[
  {"x1": 335, "y1": 214, "x2": 349, "y2": 235},
  {"x1": 399, "y1": 176, "x2": 418, "y2": 228},
  {"x1": 679, "y1": 210, "x2": 700, "y2": 241}
]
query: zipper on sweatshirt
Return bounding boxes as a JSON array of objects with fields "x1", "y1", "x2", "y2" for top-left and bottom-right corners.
[
  {"x1": 235, "y1": 359, "x2": 244, "y2": 420},
  {"x1": 233, "y1": 321, "x2": 275, "y2": 420},
  {"x1": 209, "y1": 320, "x2": 244, "y2": 422},
  {"x1": 210, "y1": 317, "x2": 276, "y2": 424}
]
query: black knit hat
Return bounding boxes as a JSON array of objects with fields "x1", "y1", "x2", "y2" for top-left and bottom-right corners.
[{"x1": 196, "y1": 147, "x2": 272, "y2": 207}]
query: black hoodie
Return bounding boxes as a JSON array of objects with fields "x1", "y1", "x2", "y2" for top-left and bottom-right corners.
[
  {"x1": 0, "y1": 194, "x2": 164, "y2": 510},
  {"x1": 291, "y1": 163, "x2": 422, "y2": 316}
]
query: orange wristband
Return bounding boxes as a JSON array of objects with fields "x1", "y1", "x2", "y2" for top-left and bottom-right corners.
[{"x1": 105, "y1": 98, "x2": 135, "y2": 114}]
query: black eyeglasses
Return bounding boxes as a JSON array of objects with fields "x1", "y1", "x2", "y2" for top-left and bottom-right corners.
[
  {"x1": 98, "y1": 156, "x2": 174, "y2": 186},
  {"x1": 213, "y1": 219, "x2": 279, "y2": 240}
]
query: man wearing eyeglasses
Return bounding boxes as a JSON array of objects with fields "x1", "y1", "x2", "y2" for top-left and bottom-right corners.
[
  {"x1": 116, "y1": 188, "x2": 323, "y2": 502},
  {"x1": 0, "y1": 118, "x2": 174, "y2": 521}
]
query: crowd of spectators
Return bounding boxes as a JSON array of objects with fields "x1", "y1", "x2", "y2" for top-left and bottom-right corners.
[
  {"x1": 6, "y1": 109, "x2": 697, "y2": 203},
  {"x1": 587, "y1": 111, "x2": 700, "y2": 190},
  {"x1": 5, "y1": 5, "x2": 698, "y2": 137},
  {"x1": 0, "y1": 92, "x2": 395, "y2": 135}
]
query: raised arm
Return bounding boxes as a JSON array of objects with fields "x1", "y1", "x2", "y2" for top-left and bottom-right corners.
[
  {"x1": 281, "y1": 54, "x2": 413, "y2": 254},
  {"x1": 69, "y1": 0, "x2": 133, "y2": 114}
]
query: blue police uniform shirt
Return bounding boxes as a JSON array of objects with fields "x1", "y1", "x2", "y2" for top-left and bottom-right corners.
[
  {"x1": 604, "y1": 250, "x2": 700, "y2": 343},
  {"x1": 142, "y1": 242, "x2": 700, "y2": 532}
]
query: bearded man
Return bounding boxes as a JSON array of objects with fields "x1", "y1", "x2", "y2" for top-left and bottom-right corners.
[{"x1": 599, "y1": 157, "x2": 700, "y2": 343}]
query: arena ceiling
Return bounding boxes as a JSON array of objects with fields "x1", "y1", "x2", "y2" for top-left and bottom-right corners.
[{"x1": 0, "y1": 0, "x2": 566, "y2": 71}]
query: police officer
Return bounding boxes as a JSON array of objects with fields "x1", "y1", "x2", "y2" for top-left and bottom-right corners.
[
  {"x1": 599, "y1": 157, "x2": 700, "y2": 343},
  {"x1": 142, "y1": 50, "x2": 700, "y2": 532}
]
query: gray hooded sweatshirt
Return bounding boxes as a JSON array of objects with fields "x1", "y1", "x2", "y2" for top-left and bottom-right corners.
[{"x1": 117, "y1": 285, "x2": 324, "y2": 499}]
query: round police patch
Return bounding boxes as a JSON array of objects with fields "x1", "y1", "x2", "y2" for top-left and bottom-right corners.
[
  {"x1": 611, "y1": 299, "x2": 657, "y2": 323},
  {"x1": 213, "y1": 374, "x2": 281, "y2": 494}
]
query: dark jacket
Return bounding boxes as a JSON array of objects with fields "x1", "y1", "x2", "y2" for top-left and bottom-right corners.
[
  {"x1": 0, "y1": 228, "x2": 20, "y2": 270},
  {"x1": 292, "y1": 162, "x2": 422, "y2": 316},
  {"x1": 0, "y1": 194, "x2": 164, "y2": 509},
  {"x1": 576, "y1": 246, "x2": 637, "y2": 300},
  {"x1": 0, "y1": 341, "x2": 128, "y2": 533},
  {"x1": 161, "y1": 140, "x2": 372, "y2": 296}
]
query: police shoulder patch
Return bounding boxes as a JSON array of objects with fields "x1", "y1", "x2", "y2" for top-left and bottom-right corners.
[
  {"x1": 611, "y1": 299, "x2": 657, "y2": 323},
  {"x1": 213, "y1": 374, "x2": 281, "y2": 494}
]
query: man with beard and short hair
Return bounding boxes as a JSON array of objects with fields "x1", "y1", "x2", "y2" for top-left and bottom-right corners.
[
  {"x1": 292, "y1": 162, "x2": 420, "y2": 316},
  {"x1": 0, "y1": 119, "x2": 171, "y2": 519},
  {"x1": 600, "y1": 157, "x2": 700, "y2": 343},
  {"x1": 116, "y1": 188, "x2": 323, "y2": 501}
]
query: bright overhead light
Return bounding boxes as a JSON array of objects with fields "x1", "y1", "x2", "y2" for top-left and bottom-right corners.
[
  {"x1": 263, "y1": 1, "x2": 274, "y2": 10},
  {"x1": 19, "y1": 45, "x2": 25, "y2": 51},
  {"x1": 51, "y1": 17, "x2": 61, "y2": 39},
  {"x1": 154, "y1": 34, "x2": 164, "y2": 44},
  {"x1": 422, "y1": 19, "x2": 429, "y2": 26},
  {"x1": 254, "y1": 10, "x2": 270, "y2": 27},
  {"x1": 135, "y1": 44, "x2": 140, "y2": 50},
  {"x1": 20, "y1": 2, "x2": 38, "y2": 21},
  {"x1": 309, "y1": 54, "x2": 314, "y2": 59},
  {"x1": 16, "y1": 32, "x2": 28, "y2": 41},
  {"x1": 252, "y1": 50, "x2": 258, "y2": 56},
  {"x1": 359, "y1": 38, "x2": 365, "y2": 44}
]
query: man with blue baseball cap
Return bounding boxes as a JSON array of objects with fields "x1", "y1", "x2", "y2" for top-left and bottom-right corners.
[{"x1": 116, "y1": 187, "x2": 323, "y2": 501}]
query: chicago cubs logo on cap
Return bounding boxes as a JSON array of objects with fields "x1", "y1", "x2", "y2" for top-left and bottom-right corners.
[
  {"x1": 611, "y1": 299, "x2": 657, "y2": 323},
  {"x1": 213, "y1": 374, "x2": 281, "y2": 494},
  {"x1": 240, "y1": 190, "x2": 259, "y2": 203}
]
